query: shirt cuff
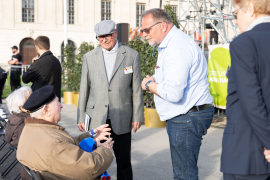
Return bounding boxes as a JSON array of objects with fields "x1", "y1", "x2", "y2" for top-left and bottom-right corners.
[{"x1": 157, "y1": 82, "x2": 167, "y2": 100}]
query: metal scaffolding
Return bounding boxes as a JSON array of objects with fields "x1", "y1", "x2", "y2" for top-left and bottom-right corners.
[{"x1": 177, "y1": 0, "x2": 238, "y2": 51}]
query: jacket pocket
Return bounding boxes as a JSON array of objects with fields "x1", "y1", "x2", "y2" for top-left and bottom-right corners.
[
  {"x1": 224, "y1": 124, "x2": 234, "y2": 134},
  {"x1": 86, "y1": 101, "x2": 95, "y2": 109}
]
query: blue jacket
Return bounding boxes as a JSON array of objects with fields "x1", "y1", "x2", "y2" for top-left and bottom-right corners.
[{"x1": 221, "y1": 23, "x2": 270, "y2": 175}]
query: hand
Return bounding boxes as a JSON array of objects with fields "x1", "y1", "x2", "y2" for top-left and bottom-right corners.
[
  {"x1": 96, "y1": 138, "x2": 114, "y2": 150},
  {"x1": 94, "y1": 124, "x2": 111, "y2": 141},
  {"x1": 13, "y1": 58, "x2": 19, "y2": 65},
  {"x1": 141, "y1": 75, "x2": 155, "y2": 91},
  {"x1": 146, "y1": 75, "x2": 155, "y2": 81},
  {"x1": 264, "y1": 149, "x2": 270, "y2": 163},
  {"x1": 32, "y1": 55, "x2": 39, "y2": 63},
  {"x1": 77, "y1": 123, "x2": 85, "y2": 131},
  {"x1": 8, "y1": 58, "x2": 18, "y2": 65},
  {"x1": 132, "y1": 122, "x2": 141, "y2": 133}
]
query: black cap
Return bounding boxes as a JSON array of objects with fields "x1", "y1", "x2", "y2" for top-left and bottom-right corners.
[
  {"x1": 11, "y1": 46, "x2": 18, "y2": 50},
  {"x1": 23, "y1": 85, "x2": 56, "y2": 113}
]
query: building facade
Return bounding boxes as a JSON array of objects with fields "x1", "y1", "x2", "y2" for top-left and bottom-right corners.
[{"x1": 0, "y1": 0, "x2": 178, "y2": 65}]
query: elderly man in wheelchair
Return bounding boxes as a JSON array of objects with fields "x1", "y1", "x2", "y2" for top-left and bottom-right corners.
[{"x1": 17, "y1": 85, "x2": 114, "y2": 180}]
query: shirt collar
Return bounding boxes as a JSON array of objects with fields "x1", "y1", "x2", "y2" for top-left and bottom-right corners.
[
  {"x1": 158, "y1": 25, "x2": 178, "y2": 50},
  {"x1": 102, "y1": 41, "x2": 119, "y2": 54},
  {"x1": 246, "y1": 15, "x2": 270, "y2": 31},
  {"x1": 38, "y1": 51, "x2": 52, "y2": 59}
]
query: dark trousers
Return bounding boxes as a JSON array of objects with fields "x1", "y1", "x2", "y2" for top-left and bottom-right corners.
[
  {"x1": 10, "y1": 71, "x2": 21, "y2": 92},
  {"x1": 224, "y1": 173, "x2": 270, "y2": 180},
  {"x1": 106, "y1": 119, "x2": 133, "y2": 180},
  {"x1": 0, "y1": 78, "x2": 6, "y2": 104}
]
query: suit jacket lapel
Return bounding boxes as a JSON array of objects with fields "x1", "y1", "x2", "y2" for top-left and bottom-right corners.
[
  {"x1": 109, "y1": 45, "x2": 126, "y2": 82},
  {"x1": 95, "y1": 47, "x2": 109, "y2": 85}
]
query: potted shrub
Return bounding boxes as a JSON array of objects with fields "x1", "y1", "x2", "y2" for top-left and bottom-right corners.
[
  {"x1": 72, "y1": 42, "x2": 95, "y2": 107},
  {"x1": 128, "y1": 36, "x2": 166, "y2": 128},
  {"x1": 62, "y1": 44, "x2": 76, "y2": 104}
]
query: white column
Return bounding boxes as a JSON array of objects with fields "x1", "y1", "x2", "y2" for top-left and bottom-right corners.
[
  {"x1": 63, "y1": 0, "x2": 68, "y2": 46},
  {"x1": 178, "y1": 0, "x2": 180, "y2": 22}
]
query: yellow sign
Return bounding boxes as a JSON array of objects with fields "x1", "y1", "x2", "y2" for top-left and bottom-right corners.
[{"x1": 208, "y1": 44, "x2": 231, "y2": 109}]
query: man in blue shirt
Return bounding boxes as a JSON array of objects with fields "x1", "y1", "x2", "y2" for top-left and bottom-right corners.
[{"x1": 141, "y1": 8, "x2": 214, "y2": 180}]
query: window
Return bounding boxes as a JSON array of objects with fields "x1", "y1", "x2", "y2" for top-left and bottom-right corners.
[
  {"x1": 22, "y1": 0, "x2": 34, "y2": 22},
  {"x1": 68, "y1": 0, "x2": 74, "y2": 24},
  {"x1": 101, "y1": 1, "x2": 111, "y2": 20},
  {"x1": 136, "y1": 4, "x2": 145, "y2": 27},
  {"x1": 172, "y1": 6, "x2": 178, "y2": 16}
]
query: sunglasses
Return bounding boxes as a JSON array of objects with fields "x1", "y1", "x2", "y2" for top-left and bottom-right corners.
[
  {"x1": 232, "y1": 7, "x2": 243, "y2": 19},
  {"x1": 96, "y1": 34, "x2": 113, "y2": 41},
  {"x1": 140, "y1": 22, "x2": 162, "y2": 34}
]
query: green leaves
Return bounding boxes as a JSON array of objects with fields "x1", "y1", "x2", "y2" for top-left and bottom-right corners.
[
  {"x1": 164, "y1": 4, "x2": 180, "y2": 29},
  {"x1": 62, "y1": 42, "x2": 94, "y2": 92},
  {"x1": 127, "y1": 36, "x2": 157, "y2": 108},
  {"x1": 62, "y1": 45, "x2": 75, "y2": 92}
]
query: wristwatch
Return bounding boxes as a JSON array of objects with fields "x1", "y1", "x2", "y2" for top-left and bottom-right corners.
[
  {"x1": 89, "y1": 129, "x2": 97, "y2": 138},
  {"x1": 145, "y1": 80, "x2": 152, "y2": 91}
]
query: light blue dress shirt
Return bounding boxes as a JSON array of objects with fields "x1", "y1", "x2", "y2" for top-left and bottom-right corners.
[{"x1": 154, "y1": 26, "x2": 213, "y2": 121}]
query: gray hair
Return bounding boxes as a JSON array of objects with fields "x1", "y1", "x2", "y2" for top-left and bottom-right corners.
[
  {"x1": 30, "y1": 108, "x2": 44, "y2": 117},
  {"x1": 141, "y1": 8, "x2": 173, "y2": 24},
  {"x1": 6, "y1": 86, "x2": 32, "y2": 114}
]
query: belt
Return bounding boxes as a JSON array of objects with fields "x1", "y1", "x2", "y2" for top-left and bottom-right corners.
[{"x1": 188, "y1": 104, "x2": 212, "y2": 113}]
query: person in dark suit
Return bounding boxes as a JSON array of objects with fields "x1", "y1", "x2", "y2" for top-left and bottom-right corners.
[
  {"x1": 22, "y1": 36, "x2": 62, "y2": 101},
  {"x1": 221, "y1": 0, "x2": 270, "y2": 179}
]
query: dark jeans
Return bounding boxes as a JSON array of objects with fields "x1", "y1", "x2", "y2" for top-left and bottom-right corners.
[
  {"x1": 10, "y1": 71, "x2": 21, "y2": 92},
  {"x1": 224, "y1": 173, "x2": 270, "y2": 180},
  {"x1": 106, "y1": 119, "x2": 133, "y2": 180},
  {"x1": 166, "y1": 106, "x2": 215, "y2": 180}
]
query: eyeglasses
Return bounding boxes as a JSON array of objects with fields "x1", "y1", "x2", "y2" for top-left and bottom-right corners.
[
  {"x1": 140, "y1": 22, "x2": 162, "y2": 34},
  {"x1": 96, "y1": 34, "x2": 113, "y2": 41},
  {"x1": 232, "y1": 7, "x2": 243, "y2": 19}
]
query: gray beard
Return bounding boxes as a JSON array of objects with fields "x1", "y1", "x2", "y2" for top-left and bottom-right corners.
[{"x1": 149, "y1": 41, "x2": 158, "y2": 47}]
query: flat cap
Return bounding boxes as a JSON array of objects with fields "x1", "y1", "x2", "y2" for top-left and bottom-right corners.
[
  {"x1": 23, "y1": 85, "x2": 56, "y2": 113},
  {"x1": 94, "y1": 20, "x2": 115, "y2": 36}
]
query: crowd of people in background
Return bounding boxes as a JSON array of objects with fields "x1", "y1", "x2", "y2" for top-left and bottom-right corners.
[{"x1": 0, "y1": 0, "x2": 270, "y2": 179}]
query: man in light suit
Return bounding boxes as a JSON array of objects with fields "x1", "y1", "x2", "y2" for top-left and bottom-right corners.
[{"x1": 77, "y1": 20, "x2": 144, "y2": 180}]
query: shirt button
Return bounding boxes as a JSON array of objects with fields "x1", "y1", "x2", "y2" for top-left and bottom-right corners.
[
  {"x1": 105, "y1": 105, "x2": 108, "y2": 108},
  {"x1": 108, "y1": 89, "x2": 111, "y2": 92}
]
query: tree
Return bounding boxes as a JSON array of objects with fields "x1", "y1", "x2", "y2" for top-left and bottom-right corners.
[
  {"x1": 164, "y1": 3, "x2": 180, "y2": 28},
  {"x1": 127, "y1": 36, "x2": 158, "y2": 108},
  {"x1": 73, "y1": 42, "x2": 95, "y2": 92},
  {"x1": 62, "y1": 42, "x2": 95, "y2": 92},
  {"x1": 62, "y1": 45, "x2": 75, "y2": 92}
]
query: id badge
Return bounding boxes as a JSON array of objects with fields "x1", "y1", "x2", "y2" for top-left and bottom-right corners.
[{"x1": 124, "y1": 66, "x2": 133, "y2": 74}]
